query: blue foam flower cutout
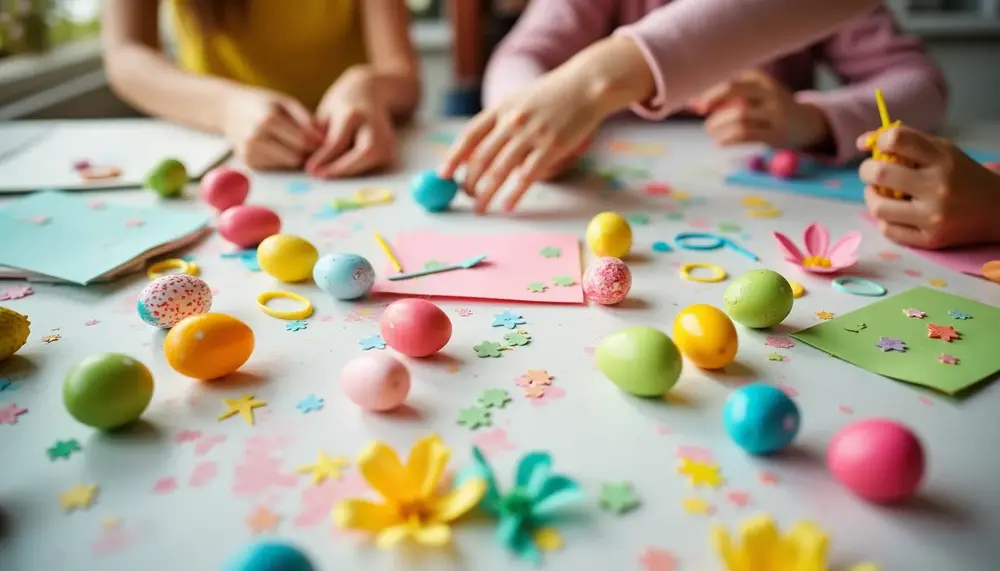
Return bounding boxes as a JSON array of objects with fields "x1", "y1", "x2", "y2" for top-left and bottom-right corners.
[
  {"x1": 285, "y1": 320, "x2": 309, "y2": 332},
  {"x1": 491, "y1": 311, "x2": 526, "y2": 330},
  {"x1": 948, "y1": 309, "x2": 971, "y2": 320},
  {"x1": 456, "y1": 447, "x2": 582, "y2": 563},
  {"x1": 358, "y1": 334, "x2": 386, "y2": 350}
]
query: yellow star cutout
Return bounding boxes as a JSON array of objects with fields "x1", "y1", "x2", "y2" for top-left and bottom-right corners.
[
  {"x1": 677, "y1": 458, "x2": 725, "y2": 488},
  {"x1": 815, "y1": 310, "x2": 835, "y2": 320},
  {"x1": 218, "y1": 394, "x2": 267, "y2": 425},
  {"x1": 682, "y1": 496, "x2": 714, "y2": 516},
  {"x1": 59, "y1": 483, "x2": 98, "y2": 512},
  {"x1": 296, "y1": 451, "x2": 350, "y2": 485},
  {"x1": 533, "y1": 527, "x2": 563, "y2": 552}
]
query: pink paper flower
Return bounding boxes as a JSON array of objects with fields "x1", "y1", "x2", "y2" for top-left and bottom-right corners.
[{"x1": 772, "y1": 222, "x2": 861, "y2": 273}]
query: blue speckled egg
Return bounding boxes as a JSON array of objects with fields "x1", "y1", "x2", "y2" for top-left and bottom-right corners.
[
  {"x1": 723, "y1": 383, "x2": 800, "y2": 455},
  {"x1": 224, "y1": 541, "x2": 314, "y2": 571},
  {"x1": 411, "y1": 169, "x2": 459, "y2": 212},
  {"x1": 312, "y1": 253, "x2": 375, "y2": 300}
]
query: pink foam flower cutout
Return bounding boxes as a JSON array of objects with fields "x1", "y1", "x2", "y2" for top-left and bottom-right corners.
[{"x1": 772, "y1": 222, "x2": 861, "y2": 274}]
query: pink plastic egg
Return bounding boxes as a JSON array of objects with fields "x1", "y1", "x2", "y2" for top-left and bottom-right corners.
[
  {"x1": 217, "y1": 205, "x2": 280, "y2": 248},
  {"x1": 340, "y1": 353, "x2": 410, "y2": 411},
  {"x1": 827, "y1": 418, "x2": 925, "y2": 503},
  {"x1": 583, "y1": 257, "x2": 631, "y2": 305},
  {"x1": 201, "y1": 167, "x2": 250, "y2": 211},
  {"x1": 379, "y1": 298, "x2": 452, "y2": 358},
  {"x1": 768, "y1": 150, "x2": 799, "y2": 179}
]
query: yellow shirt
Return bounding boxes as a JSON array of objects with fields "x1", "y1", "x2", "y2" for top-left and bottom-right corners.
[{"x1": 169, "y1": 0, "x2": 367, "y2": 110}]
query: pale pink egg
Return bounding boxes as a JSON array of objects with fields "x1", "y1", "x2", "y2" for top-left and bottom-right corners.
[
  {"x1": 201, "y1": 167, "x2": 250, "y2": 211},
  {"x1": 827, "y1": 418, "x2": 924, "y2": 503},
  {"x1": 583, "y1": 257, "x2": 631, "y2": 305},
  {"x1": 379, "y1": 298, "x2": 452, "y2": 357},
  {"x1": 768, "y1": 150, "x2": 799, "y2": 179},
  {"x1": 217, "y1": 205, "x2": 280, "y2": 248},
  {"x1": 340, "y1": 353, "x2": 410, "y2": 411}
]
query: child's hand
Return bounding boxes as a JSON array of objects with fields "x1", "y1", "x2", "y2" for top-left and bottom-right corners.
[
  {"x1": 307, "y1": 67, "x2": 398, "y2": 178},
  {"x1": 859, "y1": 125, "x2": 1000, "y2": 249},
  {"x1": 691, "y1": 71, "x2": 829, "y2": 151},
  {"x1": 223, "y1": 87, "x2": 324, "y2": 170},
  {"x1": 439, "y1": 67, "x2": 606, "y2": 213}
]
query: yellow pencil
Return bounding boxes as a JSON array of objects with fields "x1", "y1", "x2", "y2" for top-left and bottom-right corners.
[
  {"x1": 874, "y1": 88, "x2": 891, "y2": 128},
  {"x1": 373, "y1": 232, "x2": 403, "y2": 273}
]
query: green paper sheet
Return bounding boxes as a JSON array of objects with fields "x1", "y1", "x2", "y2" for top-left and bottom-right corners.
[{"x1": 791, "y1": 287, "x2": 1000, "y2": 395}]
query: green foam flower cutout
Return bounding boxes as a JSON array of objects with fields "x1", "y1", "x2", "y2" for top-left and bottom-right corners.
[{"x1": 456, "y1": 447, "x2": 582, "y2": 563}]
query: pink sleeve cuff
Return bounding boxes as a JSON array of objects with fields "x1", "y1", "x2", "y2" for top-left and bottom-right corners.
[
  {"x1": 612, "y1": 28, "x2": 671, "y2": 121},
  {"x1": 795, "y1": 90, "x2": 870, "y2": 164}
]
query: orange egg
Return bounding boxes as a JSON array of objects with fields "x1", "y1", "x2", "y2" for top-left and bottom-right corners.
[
  {"x1": 672, "y1": 304, "x2": 738, "y2": 369},
  {"x1": 164, "y1": 313, "x2": 254, "y2": 380}
]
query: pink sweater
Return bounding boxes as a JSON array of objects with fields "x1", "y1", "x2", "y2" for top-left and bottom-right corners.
[{"x1": 483, "y1": 0, "x2": 947, "y2": 162}]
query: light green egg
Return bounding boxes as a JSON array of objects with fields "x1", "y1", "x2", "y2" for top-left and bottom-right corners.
[
  {"x1": 596, "y1": 326, "x2": 682, "y2": 397},
  {"x1": 146, "y1": 158, "x2": 188, "y2": 198},
  {"x1": 723, "y1": 269, "x2": 794, "y2": 329},
  {"x1": 63, "y1": 353, "x2": 154, "y2": 430}
]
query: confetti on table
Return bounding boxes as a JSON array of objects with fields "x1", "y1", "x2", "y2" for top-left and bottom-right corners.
[
  {"x1": 85, "y1": 319, "x2": 100, "y2": 326},
  {"x1": 844, "y1": 323, "x2": 867, "y2": 333},
  {"x1": 903, "y1": 269, "x2": 923, "y2": 278},
  {"x1": 644, "y1": 181, "x2": 672, "y2": 196},
  {"x1": 765, "y1": 336, "x2": 794, "y2": 349},
  {"x1": 358, "y1": 334, "x2": 386, "y2": 350},
  {"x1": 472, "y1": 428, "x2": 516, "y2": 457},
  {"x1": 455, "y1": 308, "x2": 473, "y2": 317},
  {"x1": 539, "y1": 246, "x2": 562, "y2": 258},
  {"x1": 740, "y1": 196, "x2": 769, "y2": 207},
  {"x1": 815, "y1": 310, "x2": 834, "y2": 320},
  {"x1": 189, "y1": 461, "x2": 218, "y2": 487},
  {"x1": 526, "y1": 282, "x2": 548, "y2": 293},
  {"x1": 878, "y1": 251, "x2": 901, "y2": 261},
  {"x1": 503, "y1": 331, "x2": 531, "y2": 347},
  {"x1": 874, "y1": 337, "x2": 907, "y2": 352},
  {"x1": 60, "y1": 483, "x2": 98, "y2": 512},
  {"x1": 478, "y1": 388, "x2": 512, "y2": 409},
  {"x1": 666, "y1": 212, "x2": 684, "y2": 221},
  {"x1": 939, "y1": 354, "x2": 959, "y2": 365},
  {"x1": 474, "y1": 341, "x2": 503, "y2": 358},
  {"x1": 457, "y1": 406, "x2": 491, "y2": 429},
  {"x1": 296, "y1": 394, "x2": 324, "y2": 413},
  {"x1": 747, "y1": 207, "x2": 782, "y2": 219},
  {"x1": 47, "y1": 439, "x2": 81, "y2": 460},
  {"x1": 638, "y1": 547, "x2": 678, "y2": 571},
  {"x1": 948, "y1": 310, "x2": 971, "y2": 320},
  {"x1": 285, "y1": 320, "x2": 308, "y2": 332},
  {"x1": 767, "y1": 352, "x2": 786, "y2": 362},
  {"x1": 726, "y1": 490, "x2": 751, "y2": 508},
  {"x1": 677, "y1": 458, "x2": 724, "y2": 488},
  {"x1": 217, "y1": 394, "x2": 267, "y2": 425},
  {"x1": 717, "y1": 221, "x2": 742, "y2": 233},
  {"x1": 152, "y1": 477, "x2": 177, "y2": 494},
  {"x1": 0, "y1": 403, "x2": 27, "y2": 425},
  {"x1": 521, "y1": 369, "x2": 553, "y2": 386},
  {"x1": 929, "y1": 279, "x2": 948, "y2": 287},
  {"x1": 838, "y1": 405, "x2": 854, "y2": 414},
  {"x1": 174, "y1": 429, "x2": 202, "y2": 443},
  {"x1": 0, "y1": 286, "x2": 33, "y2": 301},
  {"x1": 758, "y1": 471, "x2": 779, "y2": 485},
  {"x1": 522, "y1": 385, "x2": 546, "y2": 399},
  {"x1": 423, "y1": 259, "x2": 446, "y2": 270},
  {"x1": 286, "y1": 181, "x2": 310, "y2": 194},
  {"x1": 247, "y1": 506, "x2": 281, "y2": 533},
  {"x1": 533, "y1": 527, "x2": 563, "y2": 552},
  {"x1": 675, "y1": 445, "x2": 712, "y2": 462},
  {"x1": 927, "y1": 324, "x2": 960, "y2": 342},
  {"x1": 627, "y1": 214, "x2": 650, "y2": 225},
  {"x1": 296, "y1": 451, "x2": 349, "y2": 485},
  {"x1": 125, "y1": 218, "x2": 145, "y2": 227},
  {"x1": 598, "y1": 482, "x2": 640, "y2": 514},
  {"x1": 681, "y1": 497, "x2": 714, "y2": 516},
  {"x1": 904, "y1": 308, "x2": 926, "y2": 318},
  {"x1": 552, "y1": 275, "x2": 576, "y2": 287},
  {"x1": 41, "y1": 334, "x2": 61, "y2": 344},
  {"x1": 652, "y1": 241, "x2": 673, "y2": 253},
  {"x1": 492, "y1": 310, "x2": 526, "y2": 329}
]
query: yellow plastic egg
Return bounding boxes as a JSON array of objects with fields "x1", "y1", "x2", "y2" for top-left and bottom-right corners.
[
  {"x1": 164, "y1": 313, "x2": 254, "y2": 380},
  {"x1": 672, "y1": 304, "x2": 738, "y2": 370},
  {"x1": 586, "y1": 211, "x2": 632, "y2": 258},
  {"x1": 257, "y1": 234, "x2": 319, "y2": 283},
  {"x1": 0, "y1": 306, "x2": 30, "y2": 361}
]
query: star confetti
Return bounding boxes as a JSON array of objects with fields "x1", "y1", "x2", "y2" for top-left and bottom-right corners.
[
  {"x1": 285, "y1": 320, "x2": 308, "y2": 332},
  {"x1": 764, "y1": 336, "x2": 794, "y2": 349},
  {"x1": 927, "y1": 324, "x2": 960, "y2": 342},
  {"x1": 0, "y1": 403, "x2": 27, "y2": 425},
  {"x1": 358, "y1": 334, "x2": 386, "y2": 350},
  {"x1": 522, "y1": 385, "x2": 546, "y2": 399},
  {"x1": 598, "y1": 482, "x2": 640, "y2": 514},
  {"x1": 521, "y1": 370, "x2": 553, "y2": 386},
  {"x1": 47, "y1": 439, "x2": 81, "y2": 460},
  {"x1": 295, "y1": 451, "x2": 349, "y2": 484},
  {"x1": 41, "y1": 334, "x2": 61, "y2": 344},
  {"x1": 875, "y1": 337, "x2": 907, "y2": 352},
  {"x1": 552, "y1": 275, "x2": 576, "y2": 287},
  {"x1": 681, "y1": 497, "x2": 714, "y2": 516},
  {"x1": 526, "y1": 282, "x2": 548, "y2": 293},
  {"x1": 676, "y1": 458, "x2": 724, "y2": 488},
  {"x1": 638, "y1": 547, "x2": 678, "y2": 571},
  {"x1": 473, "y1": 341, "x2": 503, "y2": 358},
  {"x1": 477, "y1": 388, "x2": 511, "y2": 409},
  {"x1": 217, "y1": 394, "x2": 267, "y2": 425},
  {"x1": 457, "y1": 407, "x2": 491, "y2": 429},
  {"x1": 767, "y1": 353, "x2": 786, "y2": 362},
  {"x1": 539, "y1": 246, "x2": 562, "y2": 258},
  {"x1": 296, "y1": 394, "x2": 324, "y2": 413},
  {"x1": 503, "y1": 331, "x2": 531, "y2": 347},
  {"x1": 948, "y1": 310, "x2": 971, "y2": 320},
  {"x1": 247, "y1": 506, "x2": 281, "y2": 533},
  {"x1": 59, "y1": 483, "x2": 98, "y2": 512},
  {"x1": 815, "y1": 310, "x2": 835, "y2": 320},
  {"x1": 844, "y1": 323, "x2": 867, "y2": 333},
  {"x1": 904, "y1": 308, "x2": 926, "y2": 319},
  {"x1": 939, "y1": 354, "x2": 959, "y2": 365},
  {"x1": 0, "y1": 286, "x2": 33, "y2": 301}
]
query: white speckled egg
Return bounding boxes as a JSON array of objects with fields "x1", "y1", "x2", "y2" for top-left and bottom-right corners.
[{"x1": 137, "y1": 274, "x2": 213, "y2": 328}]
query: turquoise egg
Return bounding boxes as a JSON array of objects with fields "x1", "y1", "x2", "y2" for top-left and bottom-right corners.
[
  {"x1": 224, "y1": 541, "x2": 314, "y2": 571},
  {"x1": 596, "y1": 326, "x2": 682, "y2": 397},
  {"x1": 724, "y1": 383, "x2": 800, "y2": 455},
  {"x1": 312, "y1": 253, "x2": 375, "y2": 300},
  {"x1": 412, "y1": 169, "x2": 459, "y2": 212}
]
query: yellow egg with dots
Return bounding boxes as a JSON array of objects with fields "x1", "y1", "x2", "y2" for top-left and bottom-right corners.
[
  {"x1": 257, "y1": 234, "x2": 319, "y2": 283},
  {"x1": 586, "y1": 211, "x2": 632, "y2": 258},
  {"x1": 0, "y1": 307, "x2": 30, "y2": 361}
]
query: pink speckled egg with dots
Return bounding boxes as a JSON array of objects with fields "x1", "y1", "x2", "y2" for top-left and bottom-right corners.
[
  {"x1": 827, "y1": 418, "x2": 925, "y2": 503},
  {"x1": 583, "y1": 257, "x2": 632, "y2": 305},
  {"x1": 340, "y1": 353, "x2": 410, "y2": 411},
  {"x1": 201, "y1": 167, "x2": 250, "y2": 211},
  {"x1": 217, "y1": 205, "x2": 280, "y2": 248},
  {"x1": 768, "y1": 150, "x2": 799, "y2": 179},
  {"x1": 137, "y1": 274, "x2": 212, "y2": 328},
  {"x1": 379, "y1": 298, "x2": 452, "y2": 357}
]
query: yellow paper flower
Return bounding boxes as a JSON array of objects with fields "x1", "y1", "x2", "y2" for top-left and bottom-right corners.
[
  {"x1": 711, "y1": 514, "x2": 880, "y2": 571},
  {"x1": 333, "y1": 434, "x2": 486, "y2": 549}
]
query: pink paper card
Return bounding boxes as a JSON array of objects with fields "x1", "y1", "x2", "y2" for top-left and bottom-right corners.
[
  {"x1": 862, "y1": 213, "x2": 1000, "y2": 277},
  {"x1": 371, "y1": 231, "x2": 584, "y2": 303}
]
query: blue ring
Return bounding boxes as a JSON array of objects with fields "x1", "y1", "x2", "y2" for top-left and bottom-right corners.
[
  {"x1": 832, "y1": 276, "x2": 887, "y2": 297},
  {"x1": 674, "y1": 232, "x2": 725, "y2": 251}
]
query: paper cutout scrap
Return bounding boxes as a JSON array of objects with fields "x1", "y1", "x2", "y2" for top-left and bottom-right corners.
[
  {"x1": 473, "y1": 341, "x2": 503, "y2": 358},
  {"x1": 681, "y1": 497, "x2": 714, "y2": 516},
  {"x1": 845, "y1": 323, "x2": 867, "y2": 333},
  {"x1": 765, "y1": 336, "x2": 794, "y2": 349},
  {"x1": 939, "y1": 354, "x2": 959, "y2": 365},
  {"x1": 638, "y1": 547, "x2": 678, "y2": 571},
  {"x1": 791, "y1": 287, "x2": 1000, "y2": 395},
  {"x1": 492, "y1": 310, "x2": 526, "y2": 329},
  {"x1": 296, "y1": 451, "x2": 349, "y2": 485},
  {"x1": 0, "y1": 403, "x2": 27, "y2": 424},
  {"x1": 477, "y1": 389, "x2": 511, "y2": 409},
  {"x1": 652, "y1": 241, "x2": 673, "y2": 253},
  {"x1": 527, "y1": 282, "x2": 548, "y2": 293},
  {"x1": 875, "y1": 337, "x2": 907, "y2": 352},
  {"x1": 522, "y1": 385, "x2": 546, "y2": 399},
  {"x1": 41, "y1": 334, "x2": 60, "y2": 344},
  {"x1": 359, "y1": 334, "x2": 386, "y2": 350},
  {"x1": 503, "y1": 331, "x2": 530, "y2": 347},
  {"x1": 457, "y1": 407, "x2": 491, "y2": 429},
  {"x1": 371, "y1": 231, "x2": 583, "y2": 304},
  {"x1": 726, "y1": 491, "x2": 751, "y2": 508},
  {"x1": 218, "y1": 394, "x2": 267, "y2": 425},
  {"x1": 47, "y1": 439, "x2": 81, "y2": 460},
  {"x1": 0, "y1": 286, "x2": 32, "y2": 301},
  {"x1": 927, "y1": 324, "x2": 960, "y2": 342},
  {"x1": 60, "y1": 483, "x2": 98, "y2": 512},
  {"x1": 904, "y1": 308, "x2": 926, "y2": 319},
  {"x1": 677, "y1": 458, "x2": 725, "y2": 488},
  {"x1": 929, "y1": 279, "x2": 948, "y2": 288},
  {"x1": 816, "y1": 311, "x2": 834, "y2": 320},
  {"x1": 247, "y1": 506, "x2": 281, "y2": 534},
  {"x1": 768, "y1": 353, "x2": 786, "y2": 362},
  {"x1": 539, "y1": 246, "x2": 561, "y2": 258},
  {"x1": 598, "y1": 482, "x2": 640, "y2": 514},
  {"x1": 949, "y1": 310, "x2": 972, "y2": 320},
  {"x1": 296, "y1": 394, "x2": 324, "y2": 413},
  {"x1": 552, "y1": 275, "x2": 576, "y2": 287}
]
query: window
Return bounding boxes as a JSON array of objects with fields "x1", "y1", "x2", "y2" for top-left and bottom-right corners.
[{"x1": 0, "y1": 0, "x2": 100, "y2": 60}]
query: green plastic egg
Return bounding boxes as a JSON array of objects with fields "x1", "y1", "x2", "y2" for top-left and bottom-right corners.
[
  {"x1": 596, "y1": 326, "x2": 683, "y2": 397},
  {"x1": 723, "y1": 269, "x2": 794, "y2": 329},
  {"x1": 146, "y1": 158, "x2": 188, "y2": 198},
  {"x1": 63, "y1": 353, "x2": 154, "y2": 430}
]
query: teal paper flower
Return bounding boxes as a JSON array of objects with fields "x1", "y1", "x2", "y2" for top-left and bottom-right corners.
[{"x1": 457, "y1": 447, "x2": 582, "y2": 563}]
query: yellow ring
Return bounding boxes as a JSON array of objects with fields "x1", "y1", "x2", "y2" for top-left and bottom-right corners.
[
  {"x1": 787, "y1": 279, "x2": 805, "y2": 298},
  {"x1": 257, "y1": 291, "x2": 314, "y2": 320},
  {"x1": 147, "y1": 259, "x2": 199, "y2": 279},
  {"x1": 680, "y1": 263, "x2": 727, "y2": 283}
]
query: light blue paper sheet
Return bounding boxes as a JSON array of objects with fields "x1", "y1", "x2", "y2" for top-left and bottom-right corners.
[{"x1": 0, "y1": 190, "x2": 210, "y2": 284}]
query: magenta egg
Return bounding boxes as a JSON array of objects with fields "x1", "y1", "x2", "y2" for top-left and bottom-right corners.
[
  {"x1": 340, "y1": 353, "x2": 410, "y2": 411},
  {"x1": 768, "y1": 150, "x2": 799, "y2": 179},
  {"x1": 201, "y1": 167, "x2": 250, "y2": 211},
  {"x1": 380, "y1": 299, "x2": 452, "y2": 358},
  {"x1": 217, "y1": 205, "x2": 280, "y2": 248},
  {"x1": 583, "y1": 257, "x2": 631, "y2": 305},
  {"x1": 827, "y1": 418, "x2": 925, "y2": 503}
]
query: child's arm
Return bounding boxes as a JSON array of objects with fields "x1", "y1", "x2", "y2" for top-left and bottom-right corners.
[
  {"x1": 449, "y1": 0, "x2": 485, "y2": 84},
  {"x1": 356, "y1": 0, "x2": 422, "y2": 122},
  {"x1": 796, "y1": 5, "x2": 948, "y2": 162}
]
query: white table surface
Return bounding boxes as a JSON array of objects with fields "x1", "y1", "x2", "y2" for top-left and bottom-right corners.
[{"x1": 1, "y1": 119, "x2": 1000, "y2": 571}]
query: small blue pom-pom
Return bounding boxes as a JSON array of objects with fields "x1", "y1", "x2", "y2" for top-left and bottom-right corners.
[{"x1": 412, "y1": 169, "x2": 459, "y2": 212}]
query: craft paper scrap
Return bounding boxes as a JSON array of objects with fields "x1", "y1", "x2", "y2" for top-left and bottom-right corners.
[
  {"x1": 860, "y1": 212, "x2": 1000, "y2": 277},
  {"x1": 372, "y1": 231, "x2": 583, "y2": 303},
  {"x1": 0, "y1": 190, "x2": 210, "y2": 285},
  {"x1": 726, "y1": 148, "x2": 1000, "y2": 203},
  {"x1": 791, "y1": 287, "x2": 1000, "y2": 395}
]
